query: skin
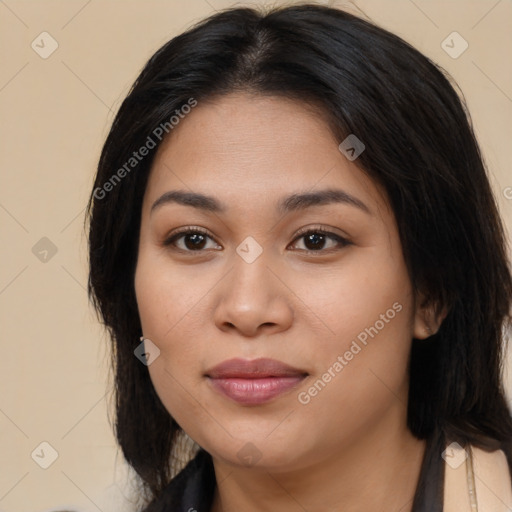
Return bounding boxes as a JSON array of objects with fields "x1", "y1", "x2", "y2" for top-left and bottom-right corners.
[{"x1": 134, "y1": 93, "x2": 444, "y2": 512}]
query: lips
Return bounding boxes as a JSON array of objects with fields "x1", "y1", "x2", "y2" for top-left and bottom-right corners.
[{"x1": 205, "y1": 358, "x2": 308, "y2": 405}]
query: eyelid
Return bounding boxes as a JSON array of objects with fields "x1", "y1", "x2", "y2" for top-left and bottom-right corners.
[
  {"x1": 291, "y1": 224, "x2": 350, "y2": 242},
  {"x1": 165, "y1": 225, "x2": 212, "y2": 239}
]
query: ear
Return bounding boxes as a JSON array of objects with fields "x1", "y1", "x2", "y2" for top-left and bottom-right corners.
[{"x1": 413, "y1": 292, "x2": 449, "y2": 339}]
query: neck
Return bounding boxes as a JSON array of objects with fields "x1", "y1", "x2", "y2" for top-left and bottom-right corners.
[{"x1": 210, "y1": 404, "x2": 426, "y2": 512}]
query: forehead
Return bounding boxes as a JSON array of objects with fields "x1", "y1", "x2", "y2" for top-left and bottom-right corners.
[{"x1": 144, "y1": 93, "x2": 387, "y2": 216}]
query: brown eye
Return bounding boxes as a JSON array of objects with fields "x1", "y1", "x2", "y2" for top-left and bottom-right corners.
[
  {"x1": 163, "y1": 228, "x2": 221, "y2": 252},
  {"x1": 303, "y1": 232, "x2": 327, "y2": 250},
  {"x1": 181, "y1": 233, "x2": 208, "y2": 250},
  {"x1": 290, "y1": 229, "x2": 350, "y2": 253}
]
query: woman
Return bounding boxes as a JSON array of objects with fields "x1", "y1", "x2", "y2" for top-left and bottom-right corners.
[{"x1": 86, "y1": 4, "x2": 512, "y2": 511}]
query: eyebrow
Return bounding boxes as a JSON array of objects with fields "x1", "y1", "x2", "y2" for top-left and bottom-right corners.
[{"x1": 150, "y1": 188, "x2": 371, "y2": 216}]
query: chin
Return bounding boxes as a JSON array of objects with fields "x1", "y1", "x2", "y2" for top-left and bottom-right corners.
[{"x1": 203, "y1": 433, "x2": 309, "y2": 472}]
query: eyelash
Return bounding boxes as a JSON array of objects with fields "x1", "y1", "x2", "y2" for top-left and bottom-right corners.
[{"x1": 162, "y1": 226, "x2": 351, "y2": 255}]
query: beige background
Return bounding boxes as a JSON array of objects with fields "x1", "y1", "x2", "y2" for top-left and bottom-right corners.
[{"x1": 0, "y1": 0, "x2": 511, "y2": 511}]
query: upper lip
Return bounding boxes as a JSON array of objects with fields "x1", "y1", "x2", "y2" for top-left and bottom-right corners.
[{"x1": 205, "y1": 357, "x2": 308, "y2": 379}]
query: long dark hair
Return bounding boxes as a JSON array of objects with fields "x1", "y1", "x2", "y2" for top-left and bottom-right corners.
[{"x1": 86, "y1": 3, "x2": 512, "y2": 505}]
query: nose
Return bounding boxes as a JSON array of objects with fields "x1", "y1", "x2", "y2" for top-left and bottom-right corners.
[{"x1": 213, "y1": 252, "x2": 294, "y2": 338}]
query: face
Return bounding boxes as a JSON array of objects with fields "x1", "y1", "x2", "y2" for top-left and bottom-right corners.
[{"x1": 134, "y1": 93, "x2": 431, "y2": 472}]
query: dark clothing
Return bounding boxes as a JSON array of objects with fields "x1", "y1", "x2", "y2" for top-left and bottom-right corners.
[
  {"x1": 143, "y1": 431, "x2": 445, "y2": 512},
  {"x1": 143, "y1": 448, "x2": 216, "y2": 512}
]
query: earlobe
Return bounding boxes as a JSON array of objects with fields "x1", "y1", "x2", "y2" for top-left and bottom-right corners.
[
  {"x1": 413, "y1": 320, "x2": 434, "y2": 339},
  {"x1": 413, "y1": 294, "x2": 448, "y2": 339}
]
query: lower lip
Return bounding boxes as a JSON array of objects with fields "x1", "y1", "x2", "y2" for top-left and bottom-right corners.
[{"x1": 208, "y1": 376, "x2": 306, "y2": 405}]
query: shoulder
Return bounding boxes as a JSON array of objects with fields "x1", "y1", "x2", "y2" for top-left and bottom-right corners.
[{"x1": 444, "y1": 444, "x2": 512, "y2": 512}]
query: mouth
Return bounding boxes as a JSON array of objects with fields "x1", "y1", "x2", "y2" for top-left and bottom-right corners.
[{"x1": 204, "y1": 357, "x2": 309, "y2": 406}]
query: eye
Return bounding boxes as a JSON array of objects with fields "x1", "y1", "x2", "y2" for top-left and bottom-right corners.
[
  {"x1": 163, "y1": 227, "x2": 221, "y2": 252},
  {"x1": 163, "y1": 226, "x2": 351, "y2": 254},
  {"x1": 289, "y1": 228, "x2": 351, "y2": 253}
]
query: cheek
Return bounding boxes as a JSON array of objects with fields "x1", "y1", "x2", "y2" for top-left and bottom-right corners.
[
  {"x1": 292, "y1": 303, "x2": 413, "y2": 456},
  {"x1": 289, "y1": 245, "x2": 414, "y2": 353},
  {"x1": 134, "y1": 253, "x2": 214, "y2": 422},
  {"x1": 134, "y1": 249, "x2": 212, "y2": 343},
  {"x1": 291, "y1": 249, "x2": 414, "y2": 411}
]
